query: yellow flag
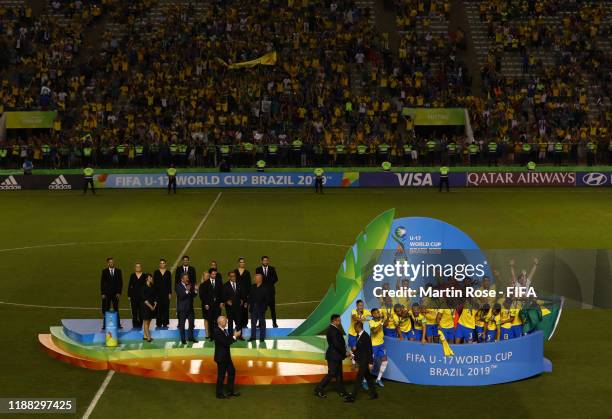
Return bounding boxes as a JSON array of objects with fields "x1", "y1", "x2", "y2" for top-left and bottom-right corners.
[
  {"x1": 217, "y1": 51, "x2": 277, "y2": 69},
  {"x1": 81, "y1": 133, "x2": 93, "y2": 142},
  {"x1": 437, "y1": 329, "x2": 454, "y2": 356}
]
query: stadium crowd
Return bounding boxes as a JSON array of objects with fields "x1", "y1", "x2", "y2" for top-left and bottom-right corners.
[{"x1": 0, "y1": 0, "x2": 610, "y2": 169}]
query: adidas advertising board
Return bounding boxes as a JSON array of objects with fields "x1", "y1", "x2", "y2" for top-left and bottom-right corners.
[
  {"x1": 0, "y1": 175, "x2": 21, "y2": 190},
  {"x1": 48, "y1": 175, "x2": 72, "y2": 190},
  {"x1": 0, "y1": 175, "x2": 83, "y2": 190}
]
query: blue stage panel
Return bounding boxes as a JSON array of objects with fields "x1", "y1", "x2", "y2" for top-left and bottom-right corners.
[
  {"x1": 384, "y1": 331, "x2": 551, "y2": 386},
  {"x1": 62, "y1": 319, "x2": 303, "y2": 344}
]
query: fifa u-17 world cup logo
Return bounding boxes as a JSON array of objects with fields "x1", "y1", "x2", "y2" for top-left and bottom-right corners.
[{"x1": 392, "y1": 226, "x2": 407, "y2": 260}]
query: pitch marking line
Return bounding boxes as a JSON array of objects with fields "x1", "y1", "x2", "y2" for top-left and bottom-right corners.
[
  {"x1": 0, "y1": 237, "x2": 349, "y2": 253},
  {"x1": 81, "y1": 192, "x2": 222, "y2": 419},
  {"x1": 81, "y1": 370, "x2": 114, "y2": 419}
]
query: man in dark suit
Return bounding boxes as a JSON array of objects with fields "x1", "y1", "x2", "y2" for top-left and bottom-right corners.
[
  {"x1": 100, "y1": 257, "x2": 123, "y2": 330},
  {"x1": 248, "y1": 274, "x2": 268, "y2": 342},
  {"x1": 176, "y1": 273, "x2": 197, "y2": 344},
  {"x1": 255, "y1": 256, "x2": 279, "y2": 328},
  {"x1": 222, "y1": 271, "x2": 244, "y2": 338},
  {"x1": 199, "y1": 268, "x2": 224, "y2": 341},
  {"x1": 175, "y1": 255, "x2": 196, "y2": 287},
  {"x1": 214, "y1": 315, "x2": 241, "y2": 399},
  {"x1": 344, "y1": 321, "x2": 377, "y2": 402},
  {"x1": 315, "y1": 314, "x2": 349, "y2": 398}
]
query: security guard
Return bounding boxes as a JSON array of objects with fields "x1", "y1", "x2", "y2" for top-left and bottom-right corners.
[
  {"x1": 554, "y1": 140, "x2": 564, "y2": 166},
  {"x1": 426, "y1": 138, "x2": 436, "y2": 166},
  {"x1": 83, "y1": 165, "x2": 95, "y2": 195},
  {"x1": 468, "y1": 142, "x2": 479, "y2": 166},
  {"x1": 521, "y1": 142, "x2": 532, "y2": 166},
  {"x1": 243, "y1": 142, "x2": 254, "y2": 167},
  {"x1": 357, "y1": 143, "x2": 368, "y2": 166},
  {"x1": 446, "y1": 140, "x2": 457, "y2": 166},
  {"x1": 83, "y1": 143, "x2": 93, "y2": 165},
  {"x1": 402, "y1": 142, "x2": 413, "y2": 166},
  {"x1": 335, "y1": 142, "x2": 346, "y2": 166},
  {"x1": 487, "y1": 140, "x2": 498, "y2": 167},
  {"x1": 167, "y1": 164, "x2": 177, "y2": 194},
  {"x1": 438, "y1": 166, "x2": 450, "y2": 192},
  {"x1": 314, "y1": 167, "x2": 324, "y2": 194},
  {"x1": 377, "y1": 142, "x2": 389, "y2": 164},
  {"x1": 527, "y1": 161, "x2": 536, "y2": 172},
  {"x1": 0, "y1": 145, "x2": 8, "y2": 168},
  {"x1": 134, "y1": 143, "x2": 144, "y2": 166},
  {"x1": 291, "y1": 138, "x2": 303, "y2": 167},
  {"x1": 268, "y1": 144, "x2": 278, "y2": 166},
  {"x1": 41, "y1": 143, "x2": 51, "y2": 167},
  {"x1": 586, "y1": 140, "x2": 597, "y2": 166},
  {"x1": 256, "y1": 160, "x2": 266, "y2": 172}
]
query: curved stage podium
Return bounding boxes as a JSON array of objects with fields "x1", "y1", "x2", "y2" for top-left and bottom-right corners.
[
  {"x1": 39, "y1": 318, "x2": 551, "y2": 386},
  {"x1": 39, "y1": 319, "x2": 356, "y2": 385},
  {"x1": 38, "y1": 319, "x2": 354, "y2": 384},
  {"x1": 41, "y1": 211, "x2": 559, "y2": 386}
]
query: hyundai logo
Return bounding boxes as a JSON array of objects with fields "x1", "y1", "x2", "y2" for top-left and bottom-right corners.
[{"x1": 582, "y1": 172, "x2": 608, "y2": 186}]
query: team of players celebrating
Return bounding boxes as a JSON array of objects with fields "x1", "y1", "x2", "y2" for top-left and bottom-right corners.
[{"x1": 346, "y1": 279, "x2": 549, "y2": 388}]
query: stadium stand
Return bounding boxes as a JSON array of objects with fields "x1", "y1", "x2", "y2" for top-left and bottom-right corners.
[{"x1": 0, "y1": 0, "x2": 609, "y2": 168}]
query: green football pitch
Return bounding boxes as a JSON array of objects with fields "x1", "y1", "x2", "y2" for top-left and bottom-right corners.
[{"x1": 0, "y1": 188, "x2": 610, "y2": 418}]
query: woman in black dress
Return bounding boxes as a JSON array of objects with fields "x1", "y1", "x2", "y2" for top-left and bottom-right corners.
[
  {"x1": 234, "y1": 258, "x2": 252, "y2": 329},
  {"x1": 128, "y1": 263, "x2": 146, "y2": 329},
  {"x1": 141, "y1": 274, "x2": 157, "y2": 342}
]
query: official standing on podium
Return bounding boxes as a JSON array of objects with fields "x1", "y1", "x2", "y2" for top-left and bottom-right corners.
[
  {"x1": 248, "y1": 274, "x2": 269, "y2": 342},
  {"x1": 175, "y1": 255, "x2": 196, "y2": 287},
  {"x1": 315, "y1": 314, "x2": 349, "y2": 398},
  {"x1": 255, "y1": 256, "x2": 279, "y2": 328},
  {"x1": 234, "y1": 258, "x2": 251, "y2": 329},
  {"x1": 100, "y1": 257, "x2": 123, "y2": 330},
  {"x1": 223, "y1": 271, "x2": 244, "y2": 337},
  {"x1": 153, "y1": 258, "x2": 172, "y2": 328},
  {"x1": 127, "y1": 263, "x2": 146, "y2": 328},
  {"x1": 176, "y1": 274, "x2": 197, "y2": 344},
  {"x1": 199, "y1": 269, "x2": 224, "y2": 340},
  {"x1": 214, "y1": 316, "x2": 241, "y2": 399}
]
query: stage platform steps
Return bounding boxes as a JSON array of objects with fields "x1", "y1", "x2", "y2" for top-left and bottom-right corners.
[
  {"x1": 40, "y1": 319, "x2": 356, "y2": 385},
  {"x1": 62, "y1": 319, "x2": 300, "y2": 344}
]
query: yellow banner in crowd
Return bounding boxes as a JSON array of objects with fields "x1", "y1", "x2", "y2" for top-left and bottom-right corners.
[{"x1": 217, "y1": 51, "x2": 277, "y2": 69}]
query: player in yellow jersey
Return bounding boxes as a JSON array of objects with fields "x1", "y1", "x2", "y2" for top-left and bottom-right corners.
[
  {"x1": 475, "y1": 303, "x2": 490, "y2": 343},
  {"x1": 437, "y1": 305, "x2": 455, "y2": 342},
  {"x1": 408, "y1": 303, "x2": 427, "y2": 343},
  {"x1": 499, "y1": 298, "x2": 515, "y2": 340},
  {"x1": 455, "y1": 302, "x2": 477, "y2": 343},
  {"x1": 510, "y1": 299, "x2": 523, "y2": 338},
  {"x1": 348, "y1": 299, "x2": 371, "y2": 350},
  {"x1": 381, "y1": 298, "x2": 399, "y2": 338},
  {"x1": 477, "y1": 276, "x2": 496, "y2": 306},
  {"x1": 422, "y1": 300, "x2": 439, "y2": 342},
  {"x1": 368, "y1": 308, "x2": 388, "y2": 387},
  {"x1": 485, "y1": 303, "x2": 502, "y2": 342},
  {"x1": 377, "y1": 283, "x2": 391, "y2": 306},
  {"x1": 395, "y1": 278, "x2": 411, "y2": 307},
  {"x1": 397, "y1": 305, "x2": 412, "y2": 340}
]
